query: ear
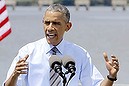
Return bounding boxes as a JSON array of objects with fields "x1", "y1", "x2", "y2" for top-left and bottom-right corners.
[{"x1": 65, "y1": 22, "x2": 72, "y2": 32}]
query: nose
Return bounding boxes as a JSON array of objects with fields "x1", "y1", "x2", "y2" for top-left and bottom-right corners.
[
  {"x1": 48, "y1": 22, "x2": 53, "y2": 28},
  {"x1": 47, "y1": 23, "x2": 54, "y2": 31}
]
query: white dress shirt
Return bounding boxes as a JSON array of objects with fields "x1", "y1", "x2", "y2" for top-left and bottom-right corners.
[{"x1": 4, "y1": 38, "x2": 104, "y2": 86}]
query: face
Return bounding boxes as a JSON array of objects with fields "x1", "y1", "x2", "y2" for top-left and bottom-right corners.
[{"x1": 43, "y1": 11, "x2": 72, "y2": 46}]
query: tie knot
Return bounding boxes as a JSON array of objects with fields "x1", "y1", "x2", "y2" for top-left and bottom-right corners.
[{"x1": 51, "y1": 47, "x2": 58, "y2": 55}]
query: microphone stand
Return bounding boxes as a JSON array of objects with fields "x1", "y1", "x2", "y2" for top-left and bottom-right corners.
[
  {"x1": 62, "y1": 73, "x2": 67, "y2": 86},
  {"x1": 65, "y1": 72, "x2": 75, "y2": 86},
  {"x1": 63, "y1": 71, "x2": 75, "y2": 86}
]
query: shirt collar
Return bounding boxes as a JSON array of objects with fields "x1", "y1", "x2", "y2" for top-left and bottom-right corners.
[{"x1": 44, "y1": 38, "x2": 65, "y2": 55}]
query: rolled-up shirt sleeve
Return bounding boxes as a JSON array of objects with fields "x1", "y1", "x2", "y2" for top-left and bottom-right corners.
[{"x1": 80, "y1": 52, "x2": 104, "y2": 86}]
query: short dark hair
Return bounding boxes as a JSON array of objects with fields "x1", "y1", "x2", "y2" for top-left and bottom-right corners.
[{"x1": 45, "y1": 4, "x2": 70, "y2": 22}]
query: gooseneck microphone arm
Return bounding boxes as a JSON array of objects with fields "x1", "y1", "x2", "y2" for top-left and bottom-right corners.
[
  {"x1": 65, "y1": 63, "x2": 76, "y2": 86},
  {"x1": 49, "y1": 55, "x2": 67, "y2": 86},
  {"x1": 62, "y1": 56, "x2": 76, "y2": 86},
  {"x1": 53, "y1": 62, "x2": 67, "y2": 86}
]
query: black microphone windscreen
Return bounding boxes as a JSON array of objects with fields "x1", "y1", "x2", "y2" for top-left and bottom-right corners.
[
  {"x1": 62, "y1": 56, "x2": 75, "y2": 68},
  {"x1": 49, "y1": 55, "x2": 62, "y2": 69}
]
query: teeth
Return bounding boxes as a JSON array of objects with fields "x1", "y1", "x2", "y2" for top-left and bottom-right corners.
[
  {"x1": 49, "y1": 35, "x2": 55, "y2": 39},
  {"x1": 47, "y1": 34, "x2": 56, "y2": 39},
  {"x1": 48, "y1": 34, "x2": 54, "y2": 36}
]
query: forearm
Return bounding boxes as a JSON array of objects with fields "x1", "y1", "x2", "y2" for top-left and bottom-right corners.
[
  {"x1": 102, "y1": 53, "x2": 119, "y2": 86},
  {"x1": 4, "y1": 55, "x2": 29, "y2": 86},
  {"x1": 100, "y1": 75, "x2": 117, "y2": 86},
  {"x1": 100, "y1": 77, "x2": 114, "y2": 86},
  {"x1": 4, "y1": 72, "x2": 19, "y2": 86}
]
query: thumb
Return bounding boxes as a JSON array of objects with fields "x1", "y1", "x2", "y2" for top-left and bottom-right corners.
[{"x1": 103, "y1": 52, "x2": 109, "y2": 62}]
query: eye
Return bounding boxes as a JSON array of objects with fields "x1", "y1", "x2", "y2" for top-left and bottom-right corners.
[
  {"x1": 52, "y1": 22, "x2": 61, "y2": 25},
  {"x1": 44, "y1": 21, "x2": 50, "y2": 25}
]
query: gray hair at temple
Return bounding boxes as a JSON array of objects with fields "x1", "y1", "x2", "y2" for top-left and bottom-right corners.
[{"x1": 45, "y1": 4, "x2": 70, "y2": 23}]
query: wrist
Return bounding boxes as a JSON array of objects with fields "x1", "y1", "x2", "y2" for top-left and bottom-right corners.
[{"x1": 107, "y1": 75, "x2": 117, "y2": 81}]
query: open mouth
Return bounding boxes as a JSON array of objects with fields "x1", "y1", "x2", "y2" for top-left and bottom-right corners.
[{"x1": 46, "y1": 33, "x2": 57, "y2": 39}]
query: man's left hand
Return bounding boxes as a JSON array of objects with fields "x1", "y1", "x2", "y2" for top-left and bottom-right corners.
[{"x1": 103, "y1": 52, "x2": 119, "y2": 78}]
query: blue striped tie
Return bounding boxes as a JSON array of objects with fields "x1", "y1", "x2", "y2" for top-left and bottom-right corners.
[{"x1": 50, "y1": 47, "x2": 61, "y2": 86}]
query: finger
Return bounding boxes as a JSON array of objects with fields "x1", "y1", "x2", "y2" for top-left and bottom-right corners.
[
  {"x1": 111, "y1": 55, "x2": 118, "y2": 61},
  {"x1": 17, "y1": 55, "x2": 29, "y2": 63},
  {"x1": 103, "y1": 52, "x2": 109, "y2": 62},
  {"x1": 15, "y1": 70, "x2": 28, "y2": 75},
  {"x1": 112, "y1": 60, "x2": 119, "y2": 66},
  {"x1": 16, "y1": 62, "x2": 28, "y2": 67},
  {"x1": 23, "y1": 54, "x2": 29, "y2": 62},
  {"x1": 20, "y1": 71, "x2": 28, "y2": 74},
  {"x1": 113, "y1": 65, "x2": 119, "y2": 71},
  {"x1": 16, "y1": 66, "x2": 28, "y2": 71},
  {"x1": 111, "y1": 55, "x2": 119, "y2": 68},
  {"x1": 111, "y1": 55, "x2": 119, "y2": 64}
]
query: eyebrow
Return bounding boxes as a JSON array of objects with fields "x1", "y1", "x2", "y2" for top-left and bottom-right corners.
[{"x1": 43, "y1": 20, "x2": 61, "y2": 25}]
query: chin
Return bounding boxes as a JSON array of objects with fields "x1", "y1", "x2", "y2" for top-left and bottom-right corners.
[{"x1": 46, "y1": 39, "x2": 56, "y2": 45}]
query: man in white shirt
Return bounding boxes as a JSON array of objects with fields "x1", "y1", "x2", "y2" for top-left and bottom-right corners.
[{"x1": 4, "y1": 4, "x2": 119, "y2": 86}]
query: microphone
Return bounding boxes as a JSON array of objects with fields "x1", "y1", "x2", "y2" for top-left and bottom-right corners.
[
  {"x1": 62, "y1": 56, "x2": 76, "y2": 74},
  {"x1": 62, "y1": 56, "x2": 76, "y2": 86},
  {"x1": 49, "y1": 55, "x2": 65, "y2": 79}
]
